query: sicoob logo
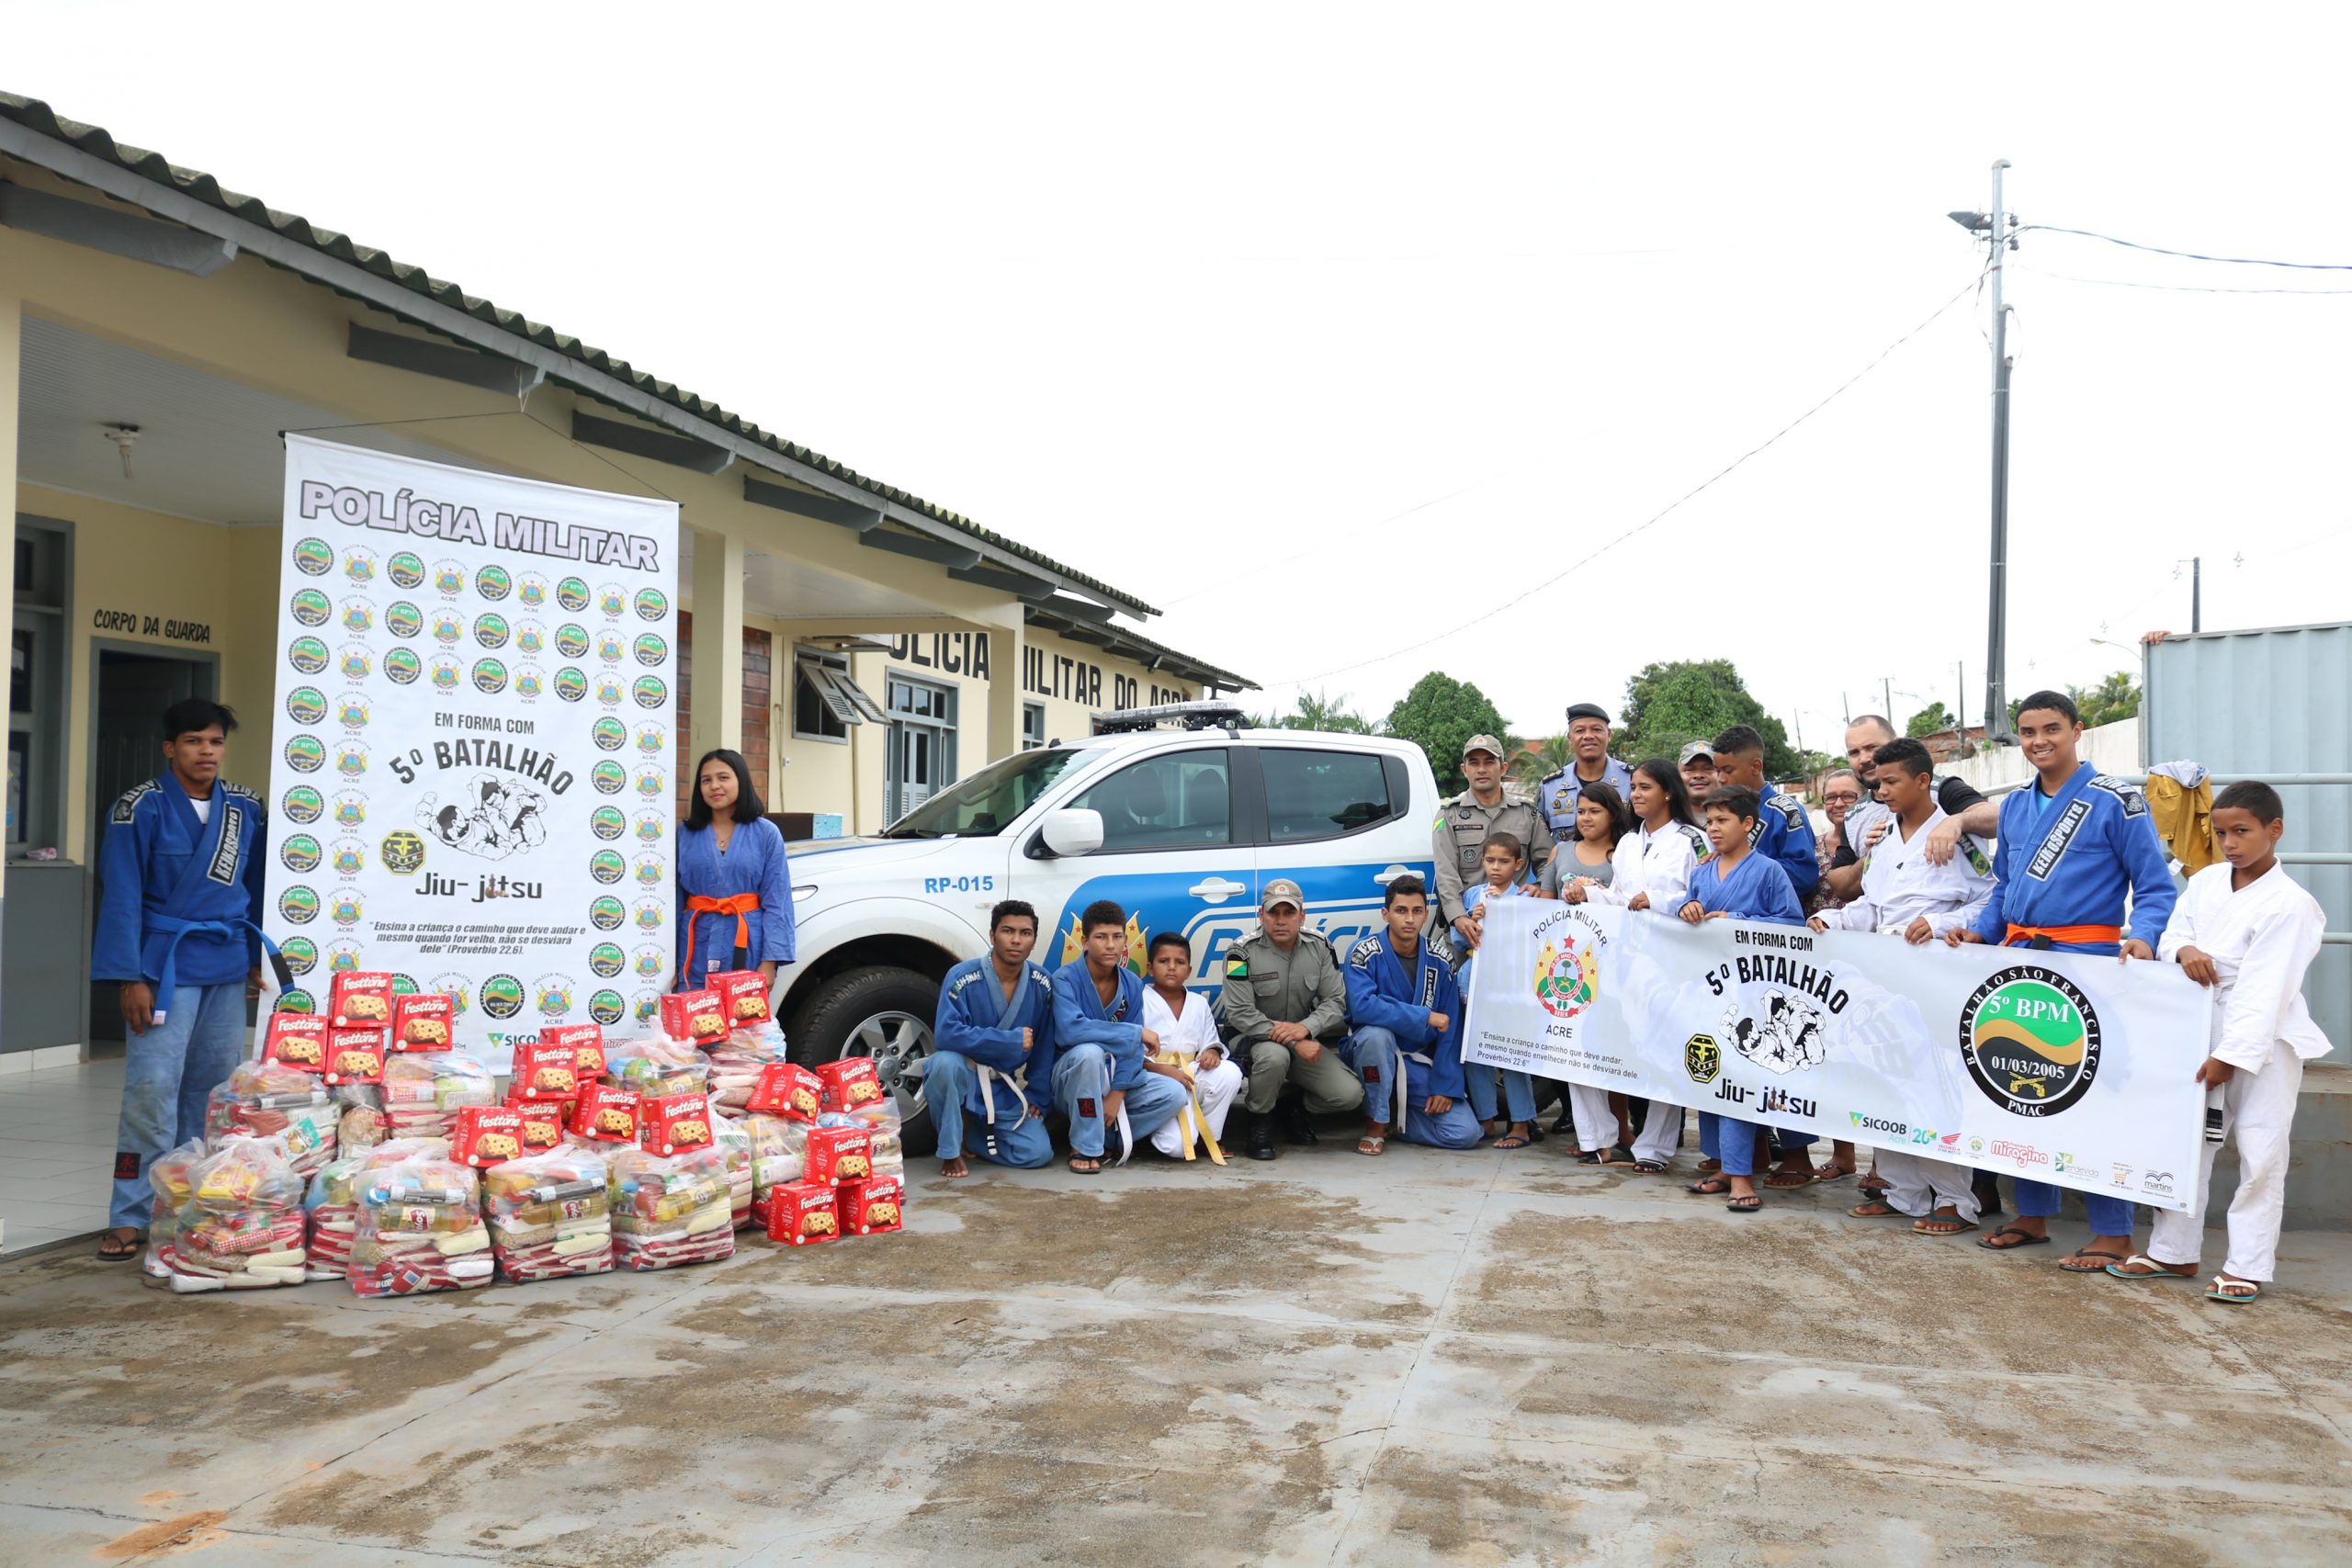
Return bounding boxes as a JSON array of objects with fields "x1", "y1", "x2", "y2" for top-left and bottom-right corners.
[{"x1": 1961, "y1": 966, "x2": 2101, "y2": 1117}]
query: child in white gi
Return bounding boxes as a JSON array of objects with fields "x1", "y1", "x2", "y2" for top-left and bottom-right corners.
[
  {"x1": 2106, "y1": 782, "x2": 2330, "y2": 1303},
  {"x1": 1459, "y1": 830, "x2": 1541, "y2": 1149},
  {"x1": 1809, "y1": 739, "x2": 1994, "y2": 1235},
  {"x1": 1140, "y1": 932, "x2": 1242, "y2": 1157}
]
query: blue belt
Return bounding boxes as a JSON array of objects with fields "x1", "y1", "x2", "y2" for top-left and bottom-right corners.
[{"x1": 149, "y1": 916, "x2": 288, "y2": 1023}]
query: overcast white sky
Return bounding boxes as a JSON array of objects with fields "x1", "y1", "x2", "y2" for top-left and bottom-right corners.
[{"x1": 17, "y1": 4, "x2": 2352, "y2": 748}]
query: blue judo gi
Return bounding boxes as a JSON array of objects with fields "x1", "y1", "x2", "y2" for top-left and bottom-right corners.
[
  {"x1": 1751, "y1": 786, "x2": 1820, "y2": 903},
  {"x1": 1683, "y1": 850, "x2": 1805, "y2": 1181},
  {"x1": 1973, "y1": 763, "x2": 2179, "y2": 1230},
  {"x1": 1341, "y1": 932, "x2": 1481, "y2": 1148},
  {"x1": 1049, "y1": 959, "x2": 1187, "y2": 1160},
  {"x1": 93, "y1": 776, "x2": 273, "y2": 1229},
  {"x1": 674, "y1": 817, "x2": 795, "y2": 990},
  {"x1": 927, "y1": 955, "x2": 1057, "y2": 1168}
]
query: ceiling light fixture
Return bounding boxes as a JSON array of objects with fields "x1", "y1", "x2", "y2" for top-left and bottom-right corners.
[{"x1": 102, "y1": 423, "x2": 141, "y2": 479}]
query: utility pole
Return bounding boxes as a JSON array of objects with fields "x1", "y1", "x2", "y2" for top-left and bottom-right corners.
[
  {"x1": 2191, "y1": 555, "x2": 2202, "y2": 633},
  {"x1": 1883, "y1": 676, "x2": 1894, "y2": 723},
  {"x1": 1952, "y1": 161, "x2": 2018, "y2": 742},
  {"x1": 1956, "y1": 660, "x2": 1968, "y2": 756}
]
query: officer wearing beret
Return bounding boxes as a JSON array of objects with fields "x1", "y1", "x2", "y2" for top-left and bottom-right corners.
[
  {"x1": 1430, "y1": 735, "x2": 1553, "y2": 950},
  {"x1": 1534, "y1": 703, "x2": 1635, "y2": 853},
  {"x1": 1221, "y1": 878, "x2": 1362, "y2": 1160}
]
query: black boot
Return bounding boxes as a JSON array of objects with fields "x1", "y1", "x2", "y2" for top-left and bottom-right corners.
[
  {"x1": 1276, "y1": 1091, "x2": 1318, "y2": 1146},
  {"x1": 1243, "y1": 1107, "x2": 1278, "y2": 1161}
]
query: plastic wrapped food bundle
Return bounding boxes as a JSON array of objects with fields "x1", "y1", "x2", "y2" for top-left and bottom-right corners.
[
  {"x1": 161, "y1": 1135, "x2": 310, "y2": 1292},
  {"x1": 380, "y1": 1054, "x2": 496, "y2": 1143},
  {"x1": 702, "y1": 971, "x2": 788, "y2": 1111},
  {"x1": 484, "y1": 1147, "x2": 614, "y2": 1282},
  {"x1": 741, "y1": 1114, "x2": 808, "y2": 1231},
  {"x1": 348, "y1": 1151, "x2": 492, "y2": 1296},
  {"x1": 603, "y1": 1035, "x2": 709, "y2": 1098},
  {"x1": 336, "y1": 1084, "x2": 388, "y2": 1150},
  {"x1": 607, "y1": 1143, "x2": 735, "y2": 1271},
  {"x1": 707, "y1": 1108, "x2": 754, "y2": 1229},
  {"x1": 302, "y1": 1153, "x2": 371, "y2": 1280},
  {"x1": 141, "y1": 1137, "x2": 207, "y2": 1280},
  {"x1": 206, "y1": 1060, "x2": 340, "y2": 1178},
  {"x1": 817, "y1": 1107, "x2": 904, "y2": 1179}
]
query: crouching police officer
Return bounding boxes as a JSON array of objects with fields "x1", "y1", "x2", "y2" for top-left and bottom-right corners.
[{"x1": 1222, "y1": 879, "x2": 1361, "y2": 1160}]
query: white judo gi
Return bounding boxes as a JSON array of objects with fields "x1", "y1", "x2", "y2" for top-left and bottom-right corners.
[
  {"x1": 1821, "y1": 806, "x2": 1996, "y2": 1222},
  {"x1": 2149, "y1": 862, "x2": 2332, "y2": 1282},
  {"x1": 1144, "y1": 987, "x2": 1244, "y2": 1157},
  {"x1": 1582, "y1": 818, "x2": 1711, "y2": 1164}
]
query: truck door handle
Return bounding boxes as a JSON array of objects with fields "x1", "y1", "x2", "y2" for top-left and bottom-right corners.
[
  {"x1": 1189, "y1": 877, "x2": 1249, "y2": 902},
  {"x1": 1374, "y1": 865, "x2": 1413, "y2": 886}
]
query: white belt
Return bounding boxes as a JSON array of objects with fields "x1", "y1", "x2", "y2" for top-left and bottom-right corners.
[
  {"x1": 974, "y1": 1064, "x2": 1030, "y2": 1126},
  {"x1": 1394, "y1": 1051, "x2": 1434, "y2": 1130}
]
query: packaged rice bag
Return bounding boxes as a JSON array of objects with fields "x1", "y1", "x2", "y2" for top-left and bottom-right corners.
[
  {"x1": 302, "y1": 1153, "x2": 371, "y2": 1280},
  {"x1": 329, "y1": 971, "x2": 396, "y2": 1029},
  {"x1": 540, "y1": 1022, "x2": 606, "y2": 1083},
  {"x1": 512, "y1": 1037, "x2": 585, "y2": 1101},
  {"x1": 837, "y1": 1174, "x2": 905, "y2": 1236},
  {"x1": 453, "y1": 1105, "x2": 528, "y2": 1168},
  {"x1": 659, "y1": 988, "x2": 729, "y2": 1049},
  {"x1": 261, "y1": 1011, "x2": 331, "y2": 1073},
  {"x1": 805, "y1": 1123, "x2": 873, "y2": 1186},
  {"x1": 603, "y1": 1034, "x2": 708, "y2": 1097},
  {"x1": 484, "y1": 1146, "x2": 613, "y2": 1282},
  {"x1": 160, "y1": 1135, "x2": 309, "y2": 1292},
  {"x1": 379, "y1": 1052, "x2": 496, "y2": 1143},
  {"x1": 639, "y1": 1090, "x2": 714, "y2": 1158},
  {"x1": 142, "y1": 1137, "x2": 207, "y2": 1280},
  {"x1": 815, "y1": 1057, "x2": 886, "y2": 1115},
  {"x1": 608, "y1": 1143, "x2": 735, "y2": 1271},
  {"x1": 389, "y1": 992, "x2": 456, "y2": 1053},
  {"x1": 323, "y1": 1025, "x2": 387, "y2": 1087},
  {"x1": 746, "y1": 1062, "x2": 822, "y2": 1122},
  {"x1": 205, "y1": 1061, "x2": 340, "y2": 1178},
  {"x1": 349, "y1": 1150, "x2": 491, "y2": 1296},
  {"x1": 707, "y1": 1107, "x2": 754, "y2": 1229},
  {"x1": 571, "y1": 1084, "x2": 641, "y2": 1144},
  {"x1": 766, "y1": 1180, "x2": 841, "y2": 1246}
]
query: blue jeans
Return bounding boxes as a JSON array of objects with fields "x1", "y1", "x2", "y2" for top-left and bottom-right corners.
[
  {"x1": 1698, "y1": 1111, "x2": 1761, "y2": 1178},
  {"x1": 923, "y1": 1050, "x2": 1051, "y2": 1168},
  {"x1": 111, "y1": 980, "x2": 245, "y2": 1229},
  {"x1": 1345, "y1": 1028, "x2": 1482, "y2": 1149},
  {"x1": 1463, "y1": 1063, "x2": 1536, "y2": 1127},
  {"x1": 1053, "y1": 1044, "x2": 1188, "y2": 1157},
  {"x1": 2015, "y1": 1179, "x2": 2137, "y2": 1234}
]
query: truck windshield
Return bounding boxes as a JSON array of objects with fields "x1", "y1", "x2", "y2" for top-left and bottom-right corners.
[{"x1": 881, "y1": 748, "x2": 1083, "y2": 838}]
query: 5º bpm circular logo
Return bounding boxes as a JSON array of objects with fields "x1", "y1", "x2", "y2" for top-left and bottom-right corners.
[{"x1": 1961, "y1": 966, "x2": 2102, "y2": 1117}]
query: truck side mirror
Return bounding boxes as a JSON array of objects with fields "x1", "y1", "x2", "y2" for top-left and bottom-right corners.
[{"x1": 1037, "y1": 808, "x2": 1104, "y2": 858}]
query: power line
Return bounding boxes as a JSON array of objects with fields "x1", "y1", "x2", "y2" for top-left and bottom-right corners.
[
  {"x1": 1269, "y1": 269, "x2": 1989, "y2": 691},
  {"x1": 2013, "y1": 262, "x2": 2352, "y2": 297},
  {"x1": 2020, "y1": 223, "x2": 2352, "y2": 272}
]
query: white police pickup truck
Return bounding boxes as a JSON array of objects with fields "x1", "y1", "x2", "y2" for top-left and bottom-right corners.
[{"x1": 775, "y1": 703, "x2": 1442, "y2": 1141}]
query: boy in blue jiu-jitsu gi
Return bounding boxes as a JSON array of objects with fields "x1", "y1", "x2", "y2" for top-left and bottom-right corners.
[
  {"x1": 1341, "y1": 875, "x2": 1482, "y2": 1153},
  {"x1": 1455, "y1": 831, "x2": 1542, "y2": 1149},
  {"x1": 1710, "y1": 724, "x2": 1827, "y2": 1188},
  {"x1": 1950, "y1": 688, "x2": 2179, "y2": 1271},
  {"x1": 1678, "y1": 784, "x2": 1806, "y2": 1213},
  {"x1": 93, "y1": 699, "x2": 284, "y2": 1259},
  {"x1": 1051, "y1": 900, "x2": 1189, "y2": 1173},
  {"x1": 929, "y1": 899, "x2": 1057, "y2": 1177}
]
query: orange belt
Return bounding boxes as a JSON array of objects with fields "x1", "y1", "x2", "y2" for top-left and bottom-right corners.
[
  {"x1": 683, "y1": 893, "x2": 760, "y2": 984},
  {"x1": 2005, "y1": 922, "x2": 2121, "y2": 948}
]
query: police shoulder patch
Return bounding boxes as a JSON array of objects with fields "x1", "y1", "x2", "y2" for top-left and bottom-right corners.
[
  {"x1": 111, "y1": 780, "x2": 159, "y2": 824},
  {"x1": 2088, "y1": 774, "x2": 2148, "y2": 817},
  {"x1": 1349, "y1": 935, "x2": 1384, "y2": 967},
  {"x1": 1226, "y1": 955, "x2": 1250, "y2": 978}
]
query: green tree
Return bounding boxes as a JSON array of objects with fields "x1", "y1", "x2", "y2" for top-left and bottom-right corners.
[
  {"x1": 1275, "y1": 688, "x2": 1373, "y2": 734},
  {"x1": 1510, "y1": 734, "x2": 1573, "y2": 787},
  {"x1": 1905, "y1": 701, "x2": 1955, "y2": 739},
  {"x1": 2071, "y1": 671, "x2": 2142, "y2": 728},
  {"x1": 1385, "y1": 672, "x2": 1511, "y2": 795},
  {"x1": 1618, "y1": 659, "x2": 1803, "y2": 778}
]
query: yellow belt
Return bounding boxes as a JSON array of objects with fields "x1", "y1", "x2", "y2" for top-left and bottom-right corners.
[{"x1": 1152, "y1": 1051, "x2": 1226, "y2": 1165}]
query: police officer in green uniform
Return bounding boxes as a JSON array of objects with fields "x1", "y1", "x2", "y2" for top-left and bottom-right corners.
[
  {"x1": 1222, "y1": 878, "x2": 1362, "y2": 1161},
  {"x1": 1430, "y1": 734, "x2": 1554, "y2": 951}
]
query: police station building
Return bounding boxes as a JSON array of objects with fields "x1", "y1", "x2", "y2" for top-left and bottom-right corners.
[{"x1": 0, "y1": 94, "x2": 1251, "y2": 1063}]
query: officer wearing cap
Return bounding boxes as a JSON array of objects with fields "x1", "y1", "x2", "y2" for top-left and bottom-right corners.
[
  {"x1": 1678, "y1": 739, "x2": 1719, "y2": 802},
  {"x1": 1534, "y1": 703, "x2": 1635, "y2": 854},
  {"x1": 1221, "y1": 878, "x2": 1362, "y2": 1161},
  {"x1": 1430, "y1": 735, "x2": 1553, "y2": 947}
]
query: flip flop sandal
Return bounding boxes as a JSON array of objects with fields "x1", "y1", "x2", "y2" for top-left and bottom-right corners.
[
  {"x1": 2206, "y1": 1277, "x2": 2260, "y2": 1304},
  {"x1": 1494, "y1": 1134, "x2": 1532, "y2": 1150},
  {"x1": 1575, "y1": 1149, "x2": 1601, "y2": 1165},
  {"x1": 1977, "y1": 1225, "x2": 2051, "y2": 1252},
  {"x1": 1847, "y1": 1201, "x2": 1905, "y2": 1218},
  {"x1": 1911, "y1": 1218, "x2": 1977, "y2": 1235},
  {"x1": 1858, "y1": 1174, "x2": 1892, "y2": 1195},
  {"x1": 1724, "y1": 1194, "x2": 1763, "y2": 1213},
  {"x1": 1685, "y1": 1176, "x2": 1731, "y2": 1196},
  {"x1": 1356, "y1": 1134, "x2": 1387, "y2": 1156},
  {"x1": 1811, "y1": 1165, "x2": 1857, "y2": 1184},
  {"x1": 95, "y1": 1231, "x2": 145, "y2": 1262},
  {"x1": 2105, "y1": 1253, "x2": 2196, "y2": 1280},
  {"x1": 1631, "y1": 1159, "x2": 1668, "y2": 1174},
  {"x1": 2058, "y1": 1249, "x2": 2131, "y2": 1274},
  {"x1": 1066, "y1": 1156, "x2": 1103, "y2": 1176},
  {"x1": 1762, "y1": 1169, "x2": 1816, "y2": 1190},
  {"x1": 1600, "y1": 1145, "x2": 1636, "y2": 1165}
]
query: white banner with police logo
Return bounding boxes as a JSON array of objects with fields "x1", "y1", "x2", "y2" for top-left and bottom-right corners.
[
  {"x1": 265, "y1": 435, "x2": 680, "y2": 1066},
  {"x1": 1463, "y1": 899, "x2": 2211, "y2": 1213}
]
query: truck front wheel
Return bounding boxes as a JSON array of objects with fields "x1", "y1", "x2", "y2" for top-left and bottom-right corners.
[{"x1": 788, "y1": 965, "x2": 941, "y2": 1154}]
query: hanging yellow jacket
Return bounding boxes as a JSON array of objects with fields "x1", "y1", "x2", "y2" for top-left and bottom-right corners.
[{"x1": 2143, "y1": 773, "x2": 2221, "y2": 875}]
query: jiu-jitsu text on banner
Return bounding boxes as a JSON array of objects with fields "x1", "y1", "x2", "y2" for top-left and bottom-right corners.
[
  {"x1": 1463, "y1": 899, "x2": 2211, "y2": 1213},
  {"x1": 264, "y1": 435, "x2": 681, "y2": 1067}
]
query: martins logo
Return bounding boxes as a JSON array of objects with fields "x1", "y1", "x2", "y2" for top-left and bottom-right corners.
[
  {"x1": 1961, "y1": 966, "x2": 2101, "y2": 1117},
  {"x1": 1683, "y1": 1032, "x2": 1721, "y2": 1085},
  {"x1": 380, "y1": 829, "x2": 426, "y2": 874}
]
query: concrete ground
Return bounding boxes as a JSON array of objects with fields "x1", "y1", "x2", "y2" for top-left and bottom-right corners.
[{"x1": 4, "y1": 1129, "x2": 2351, "y2": 1567}]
